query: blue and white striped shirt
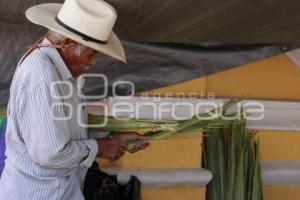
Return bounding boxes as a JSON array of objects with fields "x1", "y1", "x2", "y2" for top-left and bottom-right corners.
[{"x1": 0, "y1": 38, "x2": 99, "y2": 199}]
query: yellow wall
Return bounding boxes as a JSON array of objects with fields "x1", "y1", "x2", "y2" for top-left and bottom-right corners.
[
  {"x1": 101, "y1": 54, "x2": 300, "y2": 199},
  {"x1": 205, "y1": 55, "x2": 300, "y2": 100},
  {"x1": 258, "y1": 131, "x2": 300, "y2": 160},
  {"x1": 140, "y1": 54, "x2": 300, "y2": 200},
  {"x1": 146, "y1": 54, "x2": 300, "y2": 101},
  {"x1": 263, "y1": 186, "x2": 300, "y2": 200},
  {"x1": 99, "y1": 134, "x2": 202, "y2": 169},
  {"x1": 142, "y1": 186, "x2": 206, "y2": 200}
]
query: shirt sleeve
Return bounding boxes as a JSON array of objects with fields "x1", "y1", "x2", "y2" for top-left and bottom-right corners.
[{"x1": 17, "y1": 80, "x2": 98, "y2": 169}]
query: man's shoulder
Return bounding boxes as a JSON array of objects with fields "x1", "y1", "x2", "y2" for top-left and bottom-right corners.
[
  {"x1": 14, "y1": 49, "x2": 59, "y2": 88},
  {"x1": 18, "y1": 49, "x2": 54, "y2": 77}
]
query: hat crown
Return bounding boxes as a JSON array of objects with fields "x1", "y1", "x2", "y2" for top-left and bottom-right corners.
[{"x1": 57, "y1": 0, "x2": 117, "y2": 41}]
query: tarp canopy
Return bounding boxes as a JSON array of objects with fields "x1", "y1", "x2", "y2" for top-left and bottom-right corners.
[
  {"x1": 3, "y1": 0, "x2": 300, "y2": 43},
  {"x1": 1, "y1": 0, "x2": 300, "y2": 106},
  {"x1": 108, "y1": 0, "x2": 300, "y2": 43}
]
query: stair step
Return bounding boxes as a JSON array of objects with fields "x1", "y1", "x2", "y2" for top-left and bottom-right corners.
[
  {"x1": 102, "y1": 168, "x2": 212, "y2": 187},
  {"x1": 286, "y1": 49, "x2": 300, "y2": 69},
  {"x1": 101, "y1": 160, "x2": 300, "y2": 187},
  {"x1": 262, "y1": 160, "x2": 300, "y2": 185}
]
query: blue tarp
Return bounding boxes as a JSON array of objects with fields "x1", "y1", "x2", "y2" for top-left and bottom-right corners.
[{"x1": 0, "y1": 120, "x2": 6, "y2": 177}]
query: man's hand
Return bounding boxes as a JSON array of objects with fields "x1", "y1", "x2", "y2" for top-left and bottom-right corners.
[
  {"x1": 112, "y1": 132, "x2": 149, "y2": 153},
  {"x1": 96, "y1": 132, "x2": 149, "y2": 162},
  {"x1": 96, "y1": 137, "x2": 126, "y2": 162}
]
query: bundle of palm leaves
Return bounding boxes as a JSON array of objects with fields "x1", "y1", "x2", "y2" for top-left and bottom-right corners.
[
  {"x1": 1, "y1": 99, "x2": 238, "y2": 139},
  {"x1": 88, "y1": 99, "x2": 242, "y2": 148},
  {"x1": 202, "y1": 115, "x2": 263, "y2": 200}
]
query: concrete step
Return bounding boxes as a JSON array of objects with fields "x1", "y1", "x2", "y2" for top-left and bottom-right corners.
[
  {"x1": 101, "y1": 160, "x2": 300, "y2": 187},
  {"x1": 102, "y1": 168, "x2": 212, "y2": 187},
  {"x1": 100, "y1": 160, "x2": 300, "y2": 200},
  {"x1": 102, "y1": 167, "x2": 211, "y2": 200},
  {"x1": 262, "y1": 160, "x2": 300, "y2": 185},
  {"x1": 262, "y1": 160, "x2": 300, "y2": 200}
]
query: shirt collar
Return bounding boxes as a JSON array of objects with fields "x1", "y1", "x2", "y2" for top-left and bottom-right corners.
[{"x1": 41, "y1": 38, "x2": 73, "y2": 81}]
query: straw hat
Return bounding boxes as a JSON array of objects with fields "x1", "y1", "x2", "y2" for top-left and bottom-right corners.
[{"x1": 25, "y1": 0, "x2": 126, "y2": 62}]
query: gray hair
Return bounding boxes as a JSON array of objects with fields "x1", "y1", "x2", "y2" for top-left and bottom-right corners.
[{"x1": 46, "y1": 30, "x2": 67, "y2": 44}]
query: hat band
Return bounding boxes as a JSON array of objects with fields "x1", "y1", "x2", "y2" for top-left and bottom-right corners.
[{"x1": 55, "y1": 16, "x2": 108, "y2": 45}]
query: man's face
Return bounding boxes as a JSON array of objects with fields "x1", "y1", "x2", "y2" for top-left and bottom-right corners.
[{"x1": 60, "y1": 38, "x2": 97, "y2": 77}]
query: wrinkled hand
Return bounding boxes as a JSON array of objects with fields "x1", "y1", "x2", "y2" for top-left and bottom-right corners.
[
  {"x1": 96, "y1": 137, "x2": 126, "y2": 162},
  {"x1": 96, "y1": 132, "x2": 149, "y2": 162},
  {"x1": 112, "y1": 132, "x2": 149, "y2": 153}
]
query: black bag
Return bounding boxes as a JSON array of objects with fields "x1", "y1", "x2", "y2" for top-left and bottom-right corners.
[{"x1": 83, "y1": 162, "x2": 142, "y2": 200}]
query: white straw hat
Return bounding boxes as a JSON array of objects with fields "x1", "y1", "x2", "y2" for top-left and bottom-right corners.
[{"x1": 26, "y1": 0, "x2": 126, "y2": 62}]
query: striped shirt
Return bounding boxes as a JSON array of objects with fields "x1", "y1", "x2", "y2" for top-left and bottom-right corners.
[{"x1": 0, "y1": 38, "x2": 99, "y2": 200}]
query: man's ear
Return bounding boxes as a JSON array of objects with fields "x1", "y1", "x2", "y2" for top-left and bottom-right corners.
[{"x1": 60, "y1": 38, "x2": 76, "y2": 51}]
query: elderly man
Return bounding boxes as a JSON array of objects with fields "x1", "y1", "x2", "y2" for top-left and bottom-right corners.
[{"x1": 0, "y1": 1, "x2": 148, "y2": 199}]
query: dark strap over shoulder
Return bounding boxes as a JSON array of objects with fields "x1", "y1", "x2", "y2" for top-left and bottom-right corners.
[{"x1": 17, "y1": 35, "x2": 60, "y2": 66}]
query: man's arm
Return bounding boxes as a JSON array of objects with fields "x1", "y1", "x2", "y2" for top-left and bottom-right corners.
[{"x1": 18, "y1": 80, "x2": 98, "y2": 169}]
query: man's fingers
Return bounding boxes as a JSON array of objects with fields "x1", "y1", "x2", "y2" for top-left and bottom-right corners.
[
  {"x1": 128, "y1": 146, "x2": 139, "y2": 153},
  {"x1": 138, "y1": 140, "x2": 149, "y2": 147},
  {"x1": 120, "y1": 144, "x2": 126, "y2": 152},
  {"x1": 117, "y1": 151, "x2": 124, "y2": 158},
  {"x1": 120, "y1": 132, "x2": 147, "y2": 141},
  {"x1": 128, "y1": 141, "x2": 150, "y2": 153},
  {"x1": 110, "y1": 150, "x2": 125, "y2": 162}
]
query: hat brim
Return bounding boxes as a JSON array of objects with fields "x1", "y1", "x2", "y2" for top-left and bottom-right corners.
[{"x1": 26, "y1": 3, "x2": 126, "y2": 63}]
